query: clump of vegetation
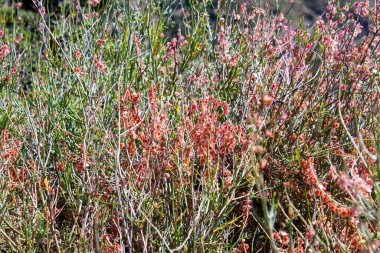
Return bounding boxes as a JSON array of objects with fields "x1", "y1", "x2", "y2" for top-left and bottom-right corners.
[{"x1": 0, "y1": 0, "x2": 379, "y2": 252}]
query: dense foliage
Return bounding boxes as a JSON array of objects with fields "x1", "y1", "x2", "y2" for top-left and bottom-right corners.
[{"x1": 0, "y1": 0, "x2": 379, "y2": 252}]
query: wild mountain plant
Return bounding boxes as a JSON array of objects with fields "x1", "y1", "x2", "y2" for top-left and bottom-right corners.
[{"x1": 0, "y1": 0, "x2": 379, "y2": 252}]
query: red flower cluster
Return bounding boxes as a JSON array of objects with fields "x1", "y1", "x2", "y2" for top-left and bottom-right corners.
[
  {"x1": 118, "y1": 86, "x2": 251, "y2": 187},
  {"x1": 301, "y1": 158, "x2": 356, "y2": 219}
]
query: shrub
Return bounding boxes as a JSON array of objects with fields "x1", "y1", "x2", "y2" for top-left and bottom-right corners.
[{"x1": 0, "y1": 0, "x2": 379, "y2": 252}]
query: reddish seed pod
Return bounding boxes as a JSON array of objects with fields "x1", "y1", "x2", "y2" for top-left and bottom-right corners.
[
  {"x1": 262, "y1": 95, "x2": 273, "y2": 105},
  {"x1": 222, "y1": 169, "x2": 231, "y2": 177},
  {"x1": 314, "y1": 189, "x2": 323, "y2": 197},
  {"x1": 96, "y1": 39, "x2": 106, "y2": 45},
  {"x1": 224, "y1": 176, "x2": 233, "y2": 186},
  {"x1": 260, "y1": 159, "x2": 268, "y2": 169}
]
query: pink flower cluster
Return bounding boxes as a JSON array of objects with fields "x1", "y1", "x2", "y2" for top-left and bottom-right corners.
[
  {"x1": 0, "y1": 44, "x2": 10, "y2": 57},
  {"x1": 118, "y1": 86, "x2": 251, "y2": 187}
]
